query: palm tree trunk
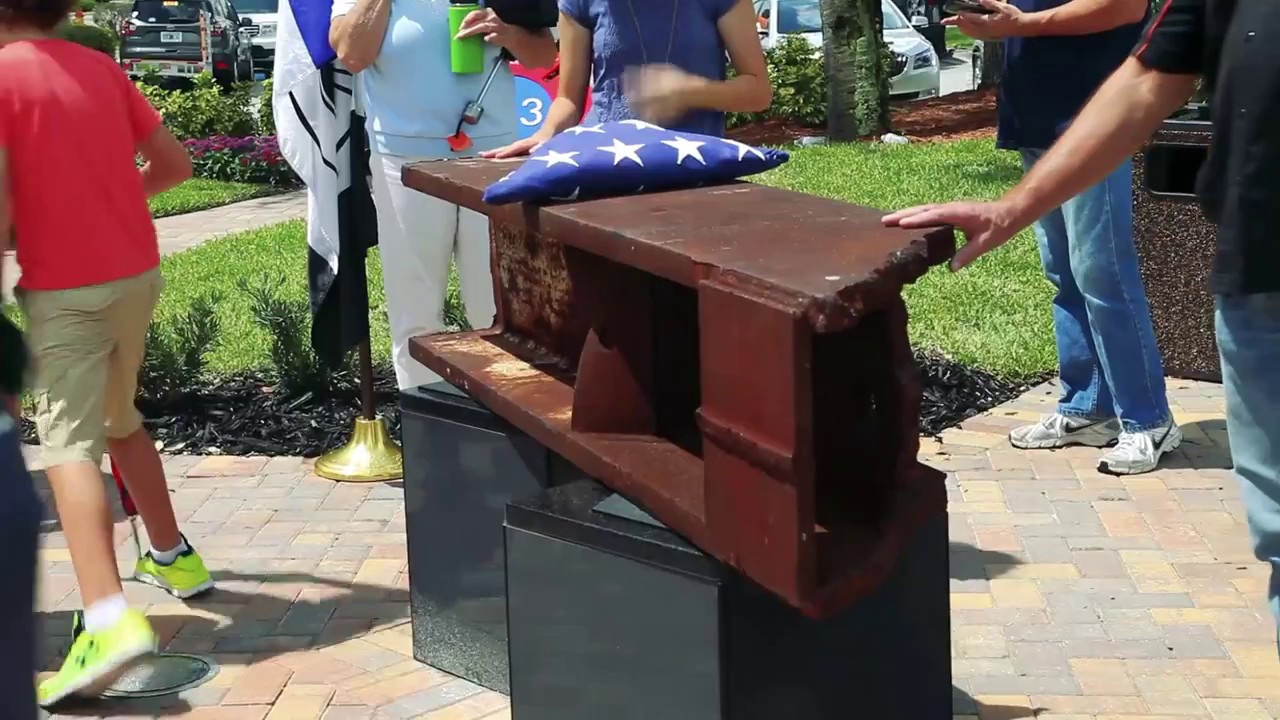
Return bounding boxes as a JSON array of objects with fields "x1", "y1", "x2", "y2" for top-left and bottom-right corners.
[
  {"x1": 820, "y1": 0, "x2": 891, "y2": 141},
  {"x1": 978, "y1": 40, "x2": 1003, "y2": 90}
]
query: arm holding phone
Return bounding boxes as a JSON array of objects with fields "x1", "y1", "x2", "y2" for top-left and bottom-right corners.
[{"x1": 946, "y1": 0, "x2": 1149, "y2": 41}]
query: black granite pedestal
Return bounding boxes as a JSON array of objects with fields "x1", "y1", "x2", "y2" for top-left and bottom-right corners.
[
  {"x1": 1133, "y1": 110, "x2": 1220, "y2": 381},
  {"x1": 504, "y1": 480, "x2": 952, "y2": 720},
  {"x1": 401, "y1": 382, "x2": 585, "y2": 693}
]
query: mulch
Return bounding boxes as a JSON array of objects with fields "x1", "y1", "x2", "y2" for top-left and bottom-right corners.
[
  {"x1": 18, "y1": 348, "x2": 1036, "y2": 456},
  {"x1": 726, "y1": 88, "x2": 997, "y2": 147}
]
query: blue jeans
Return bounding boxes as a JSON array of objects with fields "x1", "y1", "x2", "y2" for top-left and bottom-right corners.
[
  {"x1": 0, "y1": 411, "x2": 39, "y2": 720},
  {"x1": 1021, "y1": 150, "x2": 1171, "y2": 431},
  {"x1": 1216, "y1": 293, "x2": 1280, "y2": 630}
]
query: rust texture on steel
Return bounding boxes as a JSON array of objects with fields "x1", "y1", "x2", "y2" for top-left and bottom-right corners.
[{"x1": 403, "y1": 159, "x2": 956, "y2": 618}]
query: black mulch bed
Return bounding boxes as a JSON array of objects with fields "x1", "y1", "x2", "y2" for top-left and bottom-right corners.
[{"x1": 18, "y1": 349, "x2": 1040, "y2": 456}]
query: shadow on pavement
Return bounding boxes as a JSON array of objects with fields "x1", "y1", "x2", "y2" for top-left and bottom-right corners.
[
  {"x1": 954, "y1": 685, "x2": 1039, "y2": 719},
  {"x1": 950, "y1": 542, "x2": 1022, "y2": 581},
  {"x1": 37, "y1": 569, "x2": 411, "y2": 717}
]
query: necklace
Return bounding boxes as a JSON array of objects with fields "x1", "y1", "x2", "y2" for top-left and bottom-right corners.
[{"x1": 623, "y1": 0, "x2": 681, "y2": 65}]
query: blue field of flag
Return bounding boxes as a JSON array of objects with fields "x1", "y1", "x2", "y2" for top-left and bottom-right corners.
[{"x1": 481, "y1": 120, "x2": 789, "y2": 205}]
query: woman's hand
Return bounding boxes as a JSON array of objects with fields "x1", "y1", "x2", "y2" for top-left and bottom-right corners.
[
  {"x1": 456, "y1": 8, "x2": 518, "y2": 47},
  {"x1": 480, "y1": 133, "x2": 550, "y2": 160},
  {"x1": 623, "y1": 64, "x2": 708, "y2": 126}
]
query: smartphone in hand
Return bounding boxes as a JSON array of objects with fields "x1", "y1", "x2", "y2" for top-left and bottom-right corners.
[{"x1": 944, "y1": 0, "x2": 996, "y2": 15}]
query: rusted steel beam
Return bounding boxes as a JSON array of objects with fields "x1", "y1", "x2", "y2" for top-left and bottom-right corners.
[{"x1": 403, "y1": 159, "x2": 955, "y2": 618}]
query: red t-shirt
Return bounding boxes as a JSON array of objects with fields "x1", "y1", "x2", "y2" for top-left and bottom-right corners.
[{"x1": 0, "y1": 39, "x2": 162, "y2": 291}]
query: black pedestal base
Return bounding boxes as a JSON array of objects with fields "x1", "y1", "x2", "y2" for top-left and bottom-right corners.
[
  {"x1": 505, "y1": 480, "x2": 952, "y2": 720},
  {"x1": 401, "y1": 382, "x2": 584, "y2": 693}
]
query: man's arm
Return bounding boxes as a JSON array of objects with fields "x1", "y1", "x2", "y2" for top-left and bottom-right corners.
[
  {"x1": 886, "y1": 0, "x2": 1207, "y2": 270},
  {"x1": 948, "y1": 0, "x2": 1148, "y2": 41}
]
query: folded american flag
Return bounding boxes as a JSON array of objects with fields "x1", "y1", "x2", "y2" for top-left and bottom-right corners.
[{"x1": 481, "y1": 120, "x2": 789, "y2": 205}]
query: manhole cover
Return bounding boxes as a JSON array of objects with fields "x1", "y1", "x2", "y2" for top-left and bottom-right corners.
[{"x1": 100, "y1": 653, "x2": 220, "y2": 699}]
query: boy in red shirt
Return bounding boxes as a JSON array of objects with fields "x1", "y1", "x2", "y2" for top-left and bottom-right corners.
[{"x1": 0, "y1": 0, "x2": 217, "y2": 706}]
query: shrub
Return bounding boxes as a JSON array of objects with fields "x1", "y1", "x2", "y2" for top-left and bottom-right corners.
[
  {"x1": 185, "y1": 135, "x2": 298, "y2": 186},
  {"x1": 139, "y1": 291, "x2": 222, "y2": 402},
  {"x1": 257, "y1": 78, "x2": 276, "y2": 136},
  {"x1": 239, "y1": 274, "x2": 348, "y2": 395},
  {"x1": 56, "y1": 22, "x2": 118, "y2": 57},
  {"x1": 727, "y1": 34, "x2": 826, "y2": 129},
  {"x1": 77, "y1": 0, "x2": 97, "y2": 12},
  {"x1": 139, "y1": 72, "x2": 257, "y2": 140},
  {"x1": 92, "y1": 1, "x2": 132, "y2": 36}
]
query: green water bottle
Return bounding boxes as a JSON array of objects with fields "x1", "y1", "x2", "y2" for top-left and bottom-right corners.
[{"x1": 449, "y1": 0, "x2": 485, "y2": 74}]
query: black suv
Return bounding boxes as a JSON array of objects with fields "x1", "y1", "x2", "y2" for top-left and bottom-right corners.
[{"x1": 119, "y1": 0, "x2": 254, "y2": 87}]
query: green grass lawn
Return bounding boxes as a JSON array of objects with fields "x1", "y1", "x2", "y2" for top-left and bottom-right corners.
[
  {"x1": 146, "y1": 138, "x2": 1054, "y2": 382},
  {"x1": 149, "y1": 179, "x2": 280, "y2": 219},
  {"x1": 946, "y1": 26, "x2": 976, "y2": 51},
  {"x1": 758, "y1": 139, "x2": 1054, "y2": 380}
]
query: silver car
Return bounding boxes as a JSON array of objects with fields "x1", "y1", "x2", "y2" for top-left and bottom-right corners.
[{"x1": 754, "y1": 0, "x2": 941, "y2": 101}]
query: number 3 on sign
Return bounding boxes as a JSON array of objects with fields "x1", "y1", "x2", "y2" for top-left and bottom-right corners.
[{"x1": 521, "y1": 97, "x2": 545, "y2": 128}]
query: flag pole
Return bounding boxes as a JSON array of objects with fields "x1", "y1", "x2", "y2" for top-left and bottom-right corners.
[{"x1": 313, "y1": 341, "x2": 403, "y2": 483}]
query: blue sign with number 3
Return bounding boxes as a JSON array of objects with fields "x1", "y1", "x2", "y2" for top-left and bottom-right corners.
[{"x1": 514, "y1": 75, "x2": 551, "y2": 140}]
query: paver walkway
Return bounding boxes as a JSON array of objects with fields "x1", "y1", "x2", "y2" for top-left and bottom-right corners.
[
  {"x1": 2, "y1": 191, "x2": 306, "y2": 303},
  {"x1": 29, "y1": 376, "x2": 1279, "y2": 720}
]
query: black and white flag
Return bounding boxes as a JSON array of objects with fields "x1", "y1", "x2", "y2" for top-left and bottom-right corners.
[{"x1": 272, "y1": 0, "x2": 377, "y2": 367}]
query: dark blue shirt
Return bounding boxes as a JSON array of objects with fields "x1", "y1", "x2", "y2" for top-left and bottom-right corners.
[{"x1": 997, "y1": 0, "x2": 1150, "y2": 150}]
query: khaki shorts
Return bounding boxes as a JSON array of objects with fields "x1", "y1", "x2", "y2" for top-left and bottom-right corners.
[{"x1": 18, "y1": 268, "x2": 163, "y2": 468}]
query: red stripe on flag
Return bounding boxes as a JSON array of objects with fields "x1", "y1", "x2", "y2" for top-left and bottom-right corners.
[{"x1": 1135, "y1": 0, "x2": 1176, "y2": 57}]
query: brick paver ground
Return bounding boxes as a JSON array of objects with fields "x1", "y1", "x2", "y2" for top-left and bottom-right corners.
[{"x1": 29, "y1": 377, "x2": 1279, "y2": 720}]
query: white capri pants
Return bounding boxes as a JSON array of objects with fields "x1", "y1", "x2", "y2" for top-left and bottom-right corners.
[{"x1": 369, "y1": 148, "x2": 497, "y2": 390}]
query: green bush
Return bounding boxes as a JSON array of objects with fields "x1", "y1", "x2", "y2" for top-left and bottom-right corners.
[
  {"x1": 77, "y1": 0, "x2": 97, "y2": 11},
  {"x1": 56, "y1": 22, "x2": 118, "y2": 57},
  {"x1": 138, "y1": 73, "x2": 257, "y2": 140},
  {"x1": 257, "y1": 78, "x2": 276, "y2": 137},
  {"x1": 92, "y1": 1, "x2": 132, "y2": 35},
  {"x1": 239, "y1": 273, "x2": 349, "y2": 395},
  {"x1": 727, "y1": 35, "x2": 826, "y2": 129},
  {"x1": 139, "y1": 291, "x2": 223, "y2": 402}
]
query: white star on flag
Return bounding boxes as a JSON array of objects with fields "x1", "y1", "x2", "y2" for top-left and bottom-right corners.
[
  {"x1": 620, "y1": 119, "x2": 664, "y2": 131},
  {"x1": 533, "y1": 150, "x2": 581, "y2": 168},
  {"x1": 599, "y1": 138, "x2": 645, "y2": 167},
  {"x1": 564, "y1": 124, "x2": 606, "y2": 135},
  {"x1": 719, "y1": 138, "x2": 766, "y2": 161},
  {"x1": 661, "y1": 136, "x2": 706, "y2": 165}
]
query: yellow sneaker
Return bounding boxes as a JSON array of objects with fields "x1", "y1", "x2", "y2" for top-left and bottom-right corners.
[
  {"x1": 133, "y1": 536, "x2": 215, "y2": 599},
  {"x1": 37, "y1": 609, "x2": 157, "y2": 708}
]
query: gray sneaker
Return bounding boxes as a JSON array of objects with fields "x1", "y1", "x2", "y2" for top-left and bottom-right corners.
[
  {"x1": 1098, "y1": 421, "x2": 1183, "y2": 476},
  {"x1": 1009, "y1": 414, "x2": 1122, "y2": 450}
]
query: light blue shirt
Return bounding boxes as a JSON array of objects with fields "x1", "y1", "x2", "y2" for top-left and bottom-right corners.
[{"x1": 331, "y1": 0, "x2": 517, "y2": 158}]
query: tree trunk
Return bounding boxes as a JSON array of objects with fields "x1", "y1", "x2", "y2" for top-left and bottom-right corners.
[
  {"x1": 819, "y1": 0, "x2": 890, "y2": 141},
  {"x1": 978, "y1": 40, "x2": 1003, "y2": 90}
]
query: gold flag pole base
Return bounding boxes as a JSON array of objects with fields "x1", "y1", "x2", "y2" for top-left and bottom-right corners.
[
  {"x1": 314, "y1": 340, "x2": 403, "y2": 483},
  {"x1": 314, "y1": 416, "x2": 404, "y2": 483}
]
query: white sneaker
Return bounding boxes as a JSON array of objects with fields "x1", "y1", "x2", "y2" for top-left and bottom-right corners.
[
  {"x1": 1009, "y1": 414, "x2": 1122, "y2": 450},
  {"x1": 1098, "y1": 421, "x2": 1183, "y2": 476}
]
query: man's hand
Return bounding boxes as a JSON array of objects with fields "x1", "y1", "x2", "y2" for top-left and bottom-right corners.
[
  {"x1": 882, "y1": 200, "x2": 1025, "y2": 271},
  {"x1": 456, "y1": 8, "x2": 518, "y2": 46},
  {"x1": 943, "y1": 0, "x2": 1025, "y2": 41}
]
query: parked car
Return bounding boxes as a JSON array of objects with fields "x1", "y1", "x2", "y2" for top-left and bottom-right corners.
[
  {"x1": 754, "y1": 0, "x2": 941, "y2": 101},
  {"x1": 230, "y1": 0, "x2": 278, "y2": 77},
  {"x1": 120, "y1": 0, "x2": 254, "y2": 87}
]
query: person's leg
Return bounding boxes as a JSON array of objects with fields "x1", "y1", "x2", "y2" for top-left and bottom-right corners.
[
  {"x1": 22, "y1": 283, "x2": 158, "y2": 708},
  {"x1": 1009, "y1": 149, "x2": 1121, "y2": 450},
  {"x1": 0, "y1": 410, "x2": 41, "y2": 720},
  {"x1": 1059, "y1": 159, "x2": 1178, "y2": 474},
  {"x1": 454, "y1": 206, "x2": 498, "y2": 332},
  {"x1": 1215, "y1": 293, "x2": 1280, "y2": 637},
  {"x1": 369, "y1": 150, "x2": 458, "y2": 390},
  {"x1": 106, "y1": 269, "x2": 213, "y2": 598}
]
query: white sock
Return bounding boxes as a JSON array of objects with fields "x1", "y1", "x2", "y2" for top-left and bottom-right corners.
[
  {"x1": 150, "y1": 537, "x2": 189, "y2": 566},
  {"x1": 83, "y1": 594, "x2": 129, "y2": 633}
]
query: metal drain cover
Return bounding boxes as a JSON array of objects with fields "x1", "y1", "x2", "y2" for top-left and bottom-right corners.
[{"x1": 100, "y1": 653, "x2": 220, "y2": 699}]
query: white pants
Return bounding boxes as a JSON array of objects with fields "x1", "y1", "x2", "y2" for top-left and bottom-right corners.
[{"x1": 369, "y1": 149, "x2": 497, "y2": 390}]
